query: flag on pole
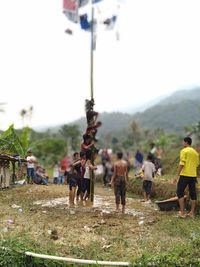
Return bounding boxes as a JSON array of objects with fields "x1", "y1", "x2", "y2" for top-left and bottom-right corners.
[
  {"x1": 80, "y1": 14, "x2": 97, "y2": 31},
  {"x1": 103, "y1": 15, "x2": 117, "y2": 30},
  {"x1": 63, "y1": 0, "x2": 79, "y2": 23},
  {"x1": 80, "y1": 14, "x2": 91, "y2": 30},
  {"x1": 79, "y1": 13, "x2": 97, "y2": 50},
  {"x1": 63, "y1": 0, "x2": 78, "y2": 10}
]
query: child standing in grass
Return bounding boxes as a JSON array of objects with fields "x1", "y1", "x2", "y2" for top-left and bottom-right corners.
[{"x1": 141, "y1": 154, "x2": 156, "y2": 203}]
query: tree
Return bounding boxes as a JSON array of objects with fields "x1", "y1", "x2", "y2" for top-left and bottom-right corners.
[
  {"x1": 130, "y1": 120, "x2": 143, "y2": 148},
  {"x1": 32, "y1": 138, "x2": 67, "y2": 165},
  {"x1": 0, "y1": 124, "x2": 26, "y2": 156},
  {"x1": 20, "y1": 106, "x2": 34, "y2": 128},
  {"x1": 59, "y1": 124, "x2": 81, "y2": 152},
  {"x1": 20, "y1": 109, "x2": 27, "y2": 128},
  {"x1": 111, "y1": 136, "x2": 120, "y2": 152}
]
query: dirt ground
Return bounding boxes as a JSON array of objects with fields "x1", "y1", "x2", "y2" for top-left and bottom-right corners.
[{"x1": 0, "y1": 182, "x2": 186, "y2": 262}]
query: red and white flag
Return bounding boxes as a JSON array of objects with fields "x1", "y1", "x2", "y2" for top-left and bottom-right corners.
[
  {"x1": 63, "y1": 0, "x2": 79, "y2": 23},
  {"x1": 63, "y1": 0, "x2": 78, "y2": 11}
]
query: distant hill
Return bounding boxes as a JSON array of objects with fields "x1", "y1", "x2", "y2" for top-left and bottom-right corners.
[
  {"x1": 121, "y1": 93, "x2": 169, "y2": 114},
  {"x1": 72, "y1": 112, "x2": 133, "y2": 135},
  {"x1": 159, "y1": 87, "x2": 200, "y2": 106},
  {"x1": 133, "y1": 99, "x2": 200, "y2": 133},
  {"x1": 36, "y1": 88, "x2": 200, "y2": 135},
  {"x1": 132, "y1": 88, "x2": 200, "y2": 133},
  {"x1": 72, "y1": 88, "x2": 200, "y2": 135}
]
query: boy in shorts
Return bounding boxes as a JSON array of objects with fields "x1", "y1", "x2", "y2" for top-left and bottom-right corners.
[
  {"x1": 141, "y1": 154, "x2": 156, "y2": 203},
  {"x1": 68, "y1": 166, "x2": 79, "y2": 207}
]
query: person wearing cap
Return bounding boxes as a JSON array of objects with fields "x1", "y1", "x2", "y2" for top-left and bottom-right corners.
[{"x1": 26, "y1": 149, "x2": 37, "y2": 184}]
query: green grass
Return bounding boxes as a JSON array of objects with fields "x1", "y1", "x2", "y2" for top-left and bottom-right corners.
[{"x1": 2, "y1": 180, "x2": 200, "y2": 266}]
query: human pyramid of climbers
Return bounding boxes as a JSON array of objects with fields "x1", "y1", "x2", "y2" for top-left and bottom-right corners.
[
  {"x1": 81, "y1": 98, "x2": 102, "y2": 160},
  {"x1": 67, "y1": 99, "x2": 102, "y2": 206}
]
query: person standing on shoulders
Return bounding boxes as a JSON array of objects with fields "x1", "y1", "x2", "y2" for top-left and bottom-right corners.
[{"x1": 174, "y1": 136, "x2": 199, "y2": 218}]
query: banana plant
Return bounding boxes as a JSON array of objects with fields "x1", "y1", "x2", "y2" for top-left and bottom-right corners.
[{"x1": 0, "y1": 124, "x2": 30, "y2": 157}]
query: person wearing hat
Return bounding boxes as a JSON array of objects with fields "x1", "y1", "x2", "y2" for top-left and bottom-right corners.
[{"x1": 26, "y1": 149, "x2": 37, "y2": 184}]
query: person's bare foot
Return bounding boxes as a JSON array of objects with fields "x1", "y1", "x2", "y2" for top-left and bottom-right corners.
[
  {"x1": 187, "y1": 212, "x2": 195, "y2": 219},
  {"x1": 177, "y1": 211, "x2": 186, "y2": 218},
  {"x1": 69, "y1": 203, "x2": 74, "y2": 208}
]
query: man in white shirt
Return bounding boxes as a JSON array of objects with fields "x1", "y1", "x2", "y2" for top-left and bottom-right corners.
[{"x1": 26, "y1": 149, "x2": 37, "y2": 184}]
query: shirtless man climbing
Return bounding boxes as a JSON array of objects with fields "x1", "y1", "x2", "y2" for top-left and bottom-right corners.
[{"x1": 110, "y1": 152, "x2": 129, "y2": 213}]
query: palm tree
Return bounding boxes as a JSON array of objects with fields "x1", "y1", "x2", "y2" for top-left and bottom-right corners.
[
  {"x1": 28, "y1": 106, "x2": 33, "y2": 127},
  {"x1": 20, "y1": 109, "x2": 27, "y2": 128}
]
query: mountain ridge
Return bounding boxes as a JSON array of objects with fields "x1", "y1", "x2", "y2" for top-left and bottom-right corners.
[
  {"x1": 71, "y1": 88, "x2": 200, "y2": 134},
  {"x1": 35, "y1": 88, "x2": 200, "y2": 134}
]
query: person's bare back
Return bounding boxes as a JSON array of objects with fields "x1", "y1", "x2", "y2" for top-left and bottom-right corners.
[
  {"x1": 110, "y1": 152, "x2": 129, "y2": 213},
  {"x1": 115, "y1": 159, "x2": 128, "y2": 178}
]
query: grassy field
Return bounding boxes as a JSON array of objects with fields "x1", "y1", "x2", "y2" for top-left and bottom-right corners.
[{"x1": 0, "y1": 179, "x2": 200, "y2": 266}]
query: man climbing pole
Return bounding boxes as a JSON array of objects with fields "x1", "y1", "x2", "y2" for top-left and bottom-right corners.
[{"x1": 82, "y1": 98, "x2": 101, "y2": 202}]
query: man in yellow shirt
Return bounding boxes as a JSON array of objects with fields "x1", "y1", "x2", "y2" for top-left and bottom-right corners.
[{"x1": 175, "y1": 137, "x2": 199, "y2": 218}]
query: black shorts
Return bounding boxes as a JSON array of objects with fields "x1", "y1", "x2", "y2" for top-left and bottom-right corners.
[
  {"x1": 143, "y1": 180, "x2": 152, "y2": 195},
  {"x1": 83, "y1": 178, "x2": 90, "y2": 195},
  {"x1": 114, "y1": 176, "x2": 126, "y2": 205},
  {"x1": 176, "y1": 175, "x2": 197, "y2": 200},
  {"x1": 69, "y1": 177, "x2": 78, "y2": 190}
]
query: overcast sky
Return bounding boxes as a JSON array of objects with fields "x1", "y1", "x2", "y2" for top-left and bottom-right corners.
[{"x1": 0, "y1": 0, "x2": 200, "y2": 130}]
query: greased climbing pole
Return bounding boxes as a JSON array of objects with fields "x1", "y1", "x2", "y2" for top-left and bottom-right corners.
[{"x1": 63, "y1": 0, "x2": 123, "y2": 202}]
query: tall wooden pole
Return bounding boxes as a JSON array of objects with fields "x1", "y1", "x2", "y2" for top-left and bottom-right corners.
[
  {"x1": 90, "y1": 5, "x2": 95, "y2": 202},
  {"x1": 90, "y1": 6, "x2": 94, "y2": 101}
]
